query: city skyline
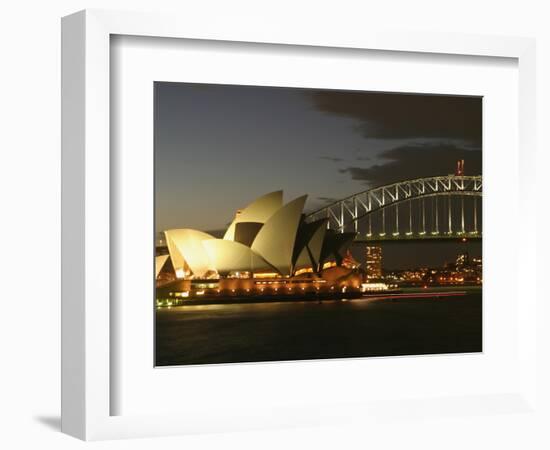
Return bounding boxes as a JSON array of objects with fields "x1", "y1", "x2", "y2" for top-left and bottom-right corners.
[{"x1": 154, "y1": 82, "x2": 483, "y2": 366}]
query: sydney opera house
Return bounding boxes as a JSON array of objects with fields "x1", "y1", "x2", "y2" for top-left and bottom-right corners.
[{"x1": 156, "y1": 191, "x2": 363, "y2": 302}]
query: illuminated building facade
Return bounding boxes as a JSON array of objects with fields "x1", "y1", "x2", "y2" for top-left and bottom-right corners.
[
  {"x1": 341, "y1": 250, "x2": 360, "y2": 269},
  {"x1": 455, "y1": 252, "x2": 469, "y2": 269},
  {"x1": 161, "y1": 191, "x2": 356, "y2": 281},
  {"x1": 365, "y1": 246, "x2": 383, "y2": 280}
]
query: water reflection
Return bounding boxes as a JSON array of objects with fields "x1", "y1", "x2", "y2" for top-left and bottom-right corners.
[{"x1": 155, "y1": 294, "x2": 482, "y2": 367}]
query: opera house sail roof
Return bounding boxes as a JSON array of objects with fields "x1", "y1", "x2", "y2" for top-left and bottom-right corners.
[
  {"x1": 223, "y1": 190, "x2": 283, "y2": 242},
  {"x1": 163, "y1": 191, "x2": 356, "y2": 280}
]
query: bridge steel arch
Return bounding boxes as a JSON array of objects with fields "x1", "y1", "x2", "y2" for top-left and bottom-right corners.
[{"x1": 306, "y1": 175, "x2": 482, "y2": 235}]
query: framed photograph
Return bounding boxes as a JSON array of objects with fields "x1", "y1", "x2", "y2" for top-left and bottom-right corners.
[
  {"x1": 153, "y1": 82, "x2": 484, "y2": 367},
  {"x1": 62, "y1": 9, "x2": 538, "y2": 440}
]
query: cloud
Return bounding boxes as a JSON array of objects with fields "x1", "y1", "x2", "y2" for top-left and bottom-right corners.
[
  {"x1": 309, "y1": 91, "x2": 482, "y2": 145},
  {"x1": 317, "y1": 196, "x2": 338, "y2": 203},
  {"x1": 304, "y1": 196, "x2": 340, "y2": 214},
  {"x1": 339, "y1": 143, "x2": 481, "y2": 187},
  {"x1": 319, "y1": 156, "x2": 344, "y2": 162}
]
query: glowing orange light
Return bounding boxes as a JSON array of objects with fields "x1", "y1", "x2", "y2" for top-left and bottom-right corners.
[{"x1": 253, "y1": 272, "x2": 280, "y2": 279}]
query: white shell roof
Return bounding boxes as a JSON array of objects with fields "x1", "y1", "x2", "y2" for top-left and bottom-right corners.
[
  {"x1": 223, "y1": 190, "x2": 283, "y2": 241},
  {"x1": 164, "y1": 229, "x2": 215, "y2": 278},
  {"x1": 251, "y1": 195, "x2": 307, "y2": 276}
]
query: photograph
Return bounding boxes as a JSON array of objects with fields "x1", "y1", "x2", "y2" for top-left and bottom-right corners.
[{"x1": 154, "y1": 82, "x2": 483, "y2": 367}]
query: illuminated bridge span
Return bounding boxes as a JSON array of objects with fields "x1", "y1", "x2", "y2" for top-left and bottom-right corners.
[{"x1": 306, "y1": 175, "x2": 482, "y2": 242}]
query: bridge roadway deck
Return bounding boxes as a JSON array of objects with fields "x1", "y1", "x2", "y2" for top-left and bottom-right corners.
[{"x1": 352, "y1": 233, "x2": 482, "y2": 244}]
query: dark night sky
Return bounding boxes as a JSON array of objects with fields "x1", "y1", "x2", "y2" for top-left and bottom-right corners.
[{"x1": 155, "y1": 82, "x2": 482, "y2": 269}]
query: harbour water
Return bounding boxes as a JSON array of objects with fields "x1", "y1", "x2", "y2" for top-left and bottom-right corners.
[{"x1": 155, "y1": 291, "x2": 482, "y2": 366}]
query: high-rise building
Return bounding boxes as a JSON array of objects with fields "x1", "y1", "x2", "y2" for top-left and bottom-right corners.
[
  {"x1": 456, "y1": 252, "x2": 469, "y2": 269},
  {"x1": 365, "y1": 246, "x2": 383, "y2": 280}
]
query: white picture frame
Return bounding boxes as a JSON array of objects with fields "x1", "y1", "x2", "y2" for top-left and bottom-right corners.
[{"x1": 61, "y1": 9, "x2": 537, "y2": 441}]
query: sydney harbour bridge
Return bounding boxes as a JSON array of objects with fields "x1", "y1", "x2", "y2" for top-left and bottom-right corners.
[{"x1": 306, "y1": 174, "x2": 482, "y2": 243}]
